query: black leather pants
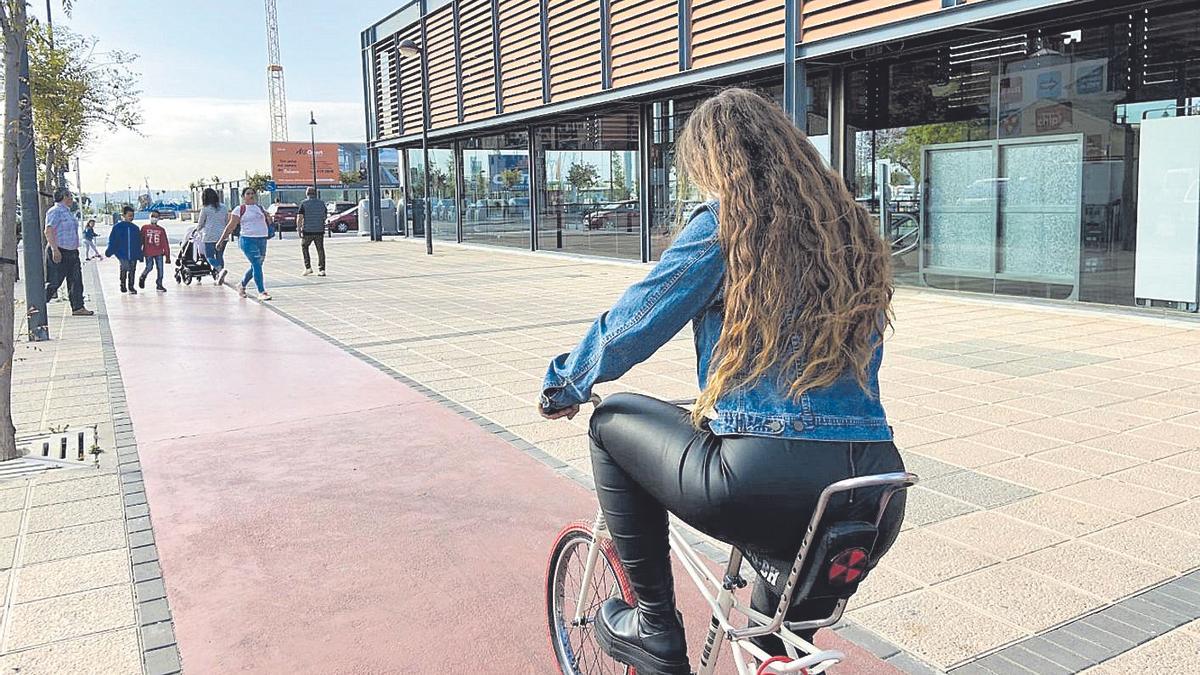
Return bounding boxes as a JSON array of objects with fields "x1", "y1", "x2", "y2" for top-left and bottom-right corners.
[{"x1": 589, "y1": 393, "x2": 906, "y2": 648}]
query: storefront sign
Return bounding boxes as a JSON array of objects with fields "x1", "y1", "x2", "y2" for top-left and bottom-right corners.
[
  {"x1": 1036, "y1": 103, "x2": 1074, "y2": 133},
  {"x1": 270, "y1": 142, "x2": 341, "y2": 185}
]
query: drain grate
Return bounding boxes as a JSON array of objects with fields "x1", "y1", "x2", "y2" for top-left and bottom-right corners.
[
  {"x1": 0, "y1": 456, "x2": 85, "y2": 481},
  {"x1": 2, "y1": 429, "x2": 104, "y2": 481}
]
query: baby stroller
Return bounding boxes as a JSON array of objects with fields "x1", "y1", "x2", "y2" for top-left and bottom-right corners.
[{"x1": 174, "y1": 226, "x2": 215, "y2": 285}]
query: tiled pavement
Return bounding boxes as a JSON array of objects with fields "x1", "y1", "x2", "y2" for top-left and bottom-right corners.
[
  {"x1": 1, "y1": 266, "x2": 178, "y2": 674},
  {"x1": 255, "y1": 236, "x2": 1200, "y2": 673}
]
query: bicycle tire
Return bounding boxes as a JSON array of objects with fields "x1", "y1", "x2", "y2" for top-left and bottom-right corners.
[{"x1": 546, "y1": 520, "x2": 637, "y2": 675}]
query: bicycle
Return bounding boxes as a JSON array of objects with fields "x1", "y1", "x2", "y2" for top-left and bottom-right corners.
[{"x1": 545, "y1": 396, "x2": 918, "y2": 675}]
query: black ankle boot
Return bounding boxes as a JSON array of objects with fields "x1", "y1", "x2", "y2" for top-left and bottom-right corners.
[{"x1": 595, "y1": 597, "x2": 689, "y2": 674}]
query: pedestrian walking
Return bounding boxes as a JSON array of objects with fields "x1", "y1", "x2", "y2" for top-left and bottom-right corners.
[
  {"x1": 105, "y1": 206, "x2": 144, "y2": 294},
  {"x1": 220, "y1": 187, "x2": 272, "y2": 301},
  {"x1": 43, "y1": 189, "x2": 94, "y2": 316},
  {"x1": 82, "y1": 218, "x2": 102, "y2": 260},
  {"x1": 298, "y1": 187, "x2": 327, "y2": 276},
  {"x1": 138, "y1": 210, "x2": 171, "y2": 293},
  {"x1": 197, "y1": 187, "x2": 229, "y2": 284}
]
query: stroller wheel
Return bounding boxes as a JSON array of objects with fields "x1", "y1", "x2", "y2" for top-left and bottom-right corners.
[
  {"x1": 184, "y1": 274, "x2": 193, "y2": 285},
  {"x1": 175, "y1": 271, "x2": 181, "y2": 284}
]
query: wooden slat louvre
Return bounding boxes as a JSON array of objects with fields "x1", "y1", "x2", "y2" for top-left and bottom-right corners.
[
  {"x1": 610, "y1": 0, "x2": 678, "y2": 87},
  {"x1": 372, "y1": 36, "x2": 401, "y2": 140},
  {"x1": 801, "y1": 0, "x2": 941, "y2": 43},
  {"x1": 397, "y1": 26, "x2": 424, "y2": 134},
  {"x1": 498, "y1": 0, "x2": 545, "y2": 112},
  {"x1": 459, "y1": 0, "x2": 497, "y2": 121},
  {"x1": 426, "y1": 5, "x2": 458, "y2": 129},
  {"x1": 690, "y1": 0, "x2": 783, "y2": 68},
  {"x1": 547, "y1": 0, "x2": 602, "y2": 101}
]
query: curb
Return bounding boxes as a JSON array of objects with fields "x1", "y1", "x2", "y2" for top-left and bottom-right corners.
[{"x1": 90, "y1": 264, "x2": 183, "y2": 675}]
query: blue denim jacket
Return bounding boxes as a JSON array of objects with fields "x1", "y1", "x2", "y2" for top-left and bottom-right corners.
[{"x1": 541, "y1": 201, "x2": 891, "y2": 442}]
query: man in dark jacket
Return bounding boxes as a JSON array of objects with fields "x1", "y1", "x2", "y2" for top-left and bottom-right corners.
[{"x1": 297, "y1": 187, "x2": 327, "y2": 276}]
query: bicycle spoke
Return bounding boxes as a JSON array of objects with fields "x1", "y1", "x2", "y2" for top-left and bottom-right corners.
[{"x1": 552, "y1": 536, "x2": 629, "y2": 675}]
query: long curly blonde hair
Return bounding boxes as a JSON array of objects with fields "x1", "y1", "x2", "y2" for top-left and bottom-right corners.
[{"x1": 677, "y1": 88, "x2": 894, "y2": 426}]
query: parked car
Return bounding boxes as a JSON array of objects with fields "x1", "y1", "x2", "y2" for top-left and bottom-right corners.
[
  {"x1": 325, "y1": 204, "x2": 360, "y2": 234},
  {"x1": 267, "y1": 203, "x2": 299, "y2": 231},
  {"x1": 326, "y1": 201, "x2": 356, "y2": 217},
  {"x1": 585, "y1": 200, "x2": 640, "y2": 230}
]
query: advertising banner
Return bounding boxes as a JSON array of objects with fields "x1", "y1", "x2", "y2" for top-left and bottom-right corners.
[{"x1": 271, "y1": 142, "x2": 341, "y2": 185}]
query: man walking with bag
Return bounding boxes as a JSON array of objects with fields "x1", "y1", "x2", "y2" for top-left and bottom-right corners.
[
  {"x1": 44, "y1": 189, "x2": 94, "y2": 316},
  {"x1": 297, "y1": 187, "x2": 327, "y2": 276}
]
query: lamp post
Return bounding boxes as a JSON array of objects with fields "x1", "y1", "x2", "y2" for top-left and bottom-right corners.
[
  {"x1": 309, "y1": 111, "x2": 319, "y2": 190},
  {"x1": 398, "y1": 37, "x2": 433, "y2": 256}
]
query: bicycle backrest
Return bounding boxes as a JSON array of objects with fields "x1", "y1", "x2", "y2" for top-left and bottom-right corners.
[{"x1": 733, "y1": 472, "x2": 918, "y2": 642}]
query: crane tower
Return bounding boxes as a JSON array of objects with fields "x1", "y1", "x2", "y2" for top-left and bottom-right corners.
[{"x1": 264, "y1": 0, "x2": 289, "y2": 141}]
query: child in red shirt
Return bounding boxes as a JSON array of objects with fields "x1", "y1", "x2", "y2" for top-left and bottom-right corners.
[{"x1": 138, "y1": 210, "x2": 172, "y2": 293}]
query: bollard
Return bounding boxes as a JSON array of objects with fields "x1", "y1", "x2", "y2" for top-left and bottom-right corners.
[
  {"x1": 60, "y1": 437, "x2": 67, "y2": 460},
  {"x1": 77, "y1": 432, "x2": 86, "y2": 461},
  {"x1": 42, "y1": 441, "x2": 49, "y2": 457}
]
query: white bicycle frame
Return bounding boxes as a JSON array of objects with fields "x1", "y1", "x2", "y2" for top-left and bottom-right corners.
[{"x1": 571, "y1": 472, "x2": 918, "y2": 675}]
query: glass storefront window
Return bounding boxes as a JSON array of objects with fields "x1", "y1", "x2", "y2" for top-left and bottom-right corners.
[
  {"x1": 534, "y1": 110, "x2": 641, "y2": 260},
  {"x1": 649, "y1": 98, "x2": 703, "y2": 260},
  {"x1": 405, "y1": 148, "x2": 424, "y2": 237},
  {"x1": 645, "y1": 76, "x2": 811, "y2": 259},
  {"x1": 841, "y1": 3, "x2": 1200, "y2": 306},
  {"x1": 461, "y1": 130, "x2": 531, "y2": 249},
  {"x1": 405, "y1": 147, "x2": 457, "y2": 240}
]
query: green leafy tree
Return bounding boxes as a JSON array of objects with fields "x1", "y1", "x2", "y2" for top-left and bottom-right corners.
[
  {"x1": 566, "y1": 161, "x2": 599, "y2": 200},
  {"x1": 609, "y1": 152, "x2": 630, "y2": 200},
  {"x1": 339, "y1": 170, "x2": 363, "y2": 186},
  {"x1": 245, "y1": 172, "x2": 272, "y2": 194},
  {"x1": 499, "y1": 168, "x2": 522, "y2": 191},
  {"x1": 471, "y1": 171, "x2": 487, "y2": 199},
  {"x1": 876, "y1": 122, "x2": 974, "y2": 184},
  {"x1": 28, "y1": 22, "x2": 142, "y2": 201}
]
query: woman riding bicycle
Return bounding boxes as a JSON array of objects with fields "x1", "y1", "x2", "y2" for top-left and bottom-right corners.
[{"x1": 540, "y1": 88, "x2": 906, "y2": 675}]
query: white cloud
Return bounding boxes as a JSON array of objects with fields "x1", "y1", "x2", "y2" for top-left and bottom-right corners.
[{"x1": 77, "y1": 97, "x2": 366, "y2": 194}]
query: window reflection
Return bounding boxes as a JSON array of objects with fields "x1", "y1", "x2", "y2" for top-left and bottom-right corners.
[
  {"x1": 461, "y1": 131, "x2": 531, "y2": 249},
  {"x1": 405, "y1": 147, "x2": 457, "y2": 240},
  {"x1": 535, "y1": 111, "x2": 641, "y2": 260}
]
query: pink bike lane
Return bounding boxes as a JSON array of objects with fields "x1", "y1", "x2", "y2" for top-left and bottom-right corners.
[{"x1": 98, "y1": 269, "x2": 898, "y2": 674}]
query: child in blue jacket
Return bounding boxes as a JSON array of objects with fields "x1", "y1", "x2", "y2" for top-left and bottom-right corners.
[{"x1": 105, "y1": 206, "x2": 144, "y2": 294}]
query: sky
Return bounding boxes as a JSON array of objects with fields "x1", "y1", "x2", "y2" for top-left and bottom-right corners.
[{"x1": 33, "y1": 0, "x2": 402, "y2": 196}]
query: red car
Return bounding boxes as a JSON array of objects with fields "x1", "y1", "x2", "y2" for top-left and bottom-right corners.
[
  {"x1": 585, "y1": 200, "x2": 640, "y2": 230},
  {"x1": 325, "y1": 202, "x2": 359, "y2": 234},
  {"x1": 267, "y1": 203, "x2": 299, "y2": 231}
]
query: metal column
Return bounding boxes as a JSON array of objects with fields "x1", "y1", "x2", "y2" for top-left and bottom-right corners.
[
  {"x1": 19, "y1": 42, "x2": 48, "y2": 341},
  {"x1": 527, "y1": 124, "x2": 540, "y2": 251},
  {"x1": 829, "y1": 66, "x2": 846, "y2": 175},
  {"x1": 453, "y1": 139, "x2": 465, "y2": 243},
  {"x1": 367, "y1": 147, "x2": 383, "y2": 240},
  {"x1": 638, "y1": 103, "x2": 652, "y2": 263}
]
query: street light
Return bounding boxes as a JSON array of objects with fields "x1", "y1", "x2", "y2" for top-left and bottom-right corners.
[
  {"x1": 309, "y1": 111, "x2": 319, "y2": 190},
  {"x1": 398, "y1": 37, "x2": 433, "y2": 256}
]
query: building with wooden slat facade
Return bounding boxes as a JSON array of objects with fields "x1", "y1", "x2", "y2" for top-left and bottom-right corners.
[{"x1": 360, "y1": 0, "x2": 1200, "y2": 310}]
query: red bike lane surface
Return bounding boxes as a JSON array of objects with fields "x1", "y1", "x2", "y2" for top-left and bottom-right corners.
[{"x1": 99, "y1": 270, "x2": 899, "y2": 675}]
